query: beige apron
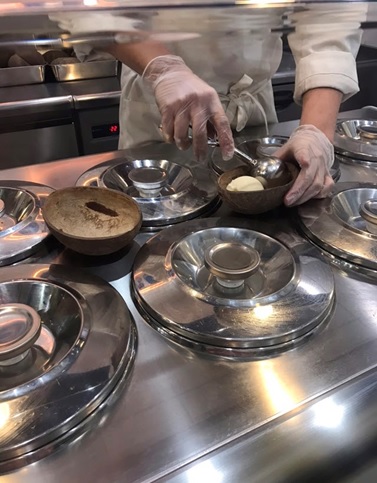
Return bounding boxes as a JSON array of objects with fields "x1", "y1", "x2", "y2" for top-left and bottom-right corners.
[
  {"x1": 118, "y1": 9, "x2": 284, "y2": 149},
  {"x1": 50, "y1": 5, "x2": 366, "y2": 151}
]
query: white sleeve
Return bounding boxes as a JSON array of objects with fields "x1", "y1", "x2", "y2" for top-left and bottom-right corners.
[{"x1": 287, "y1": 4, "x2": 368, "y2": 104}]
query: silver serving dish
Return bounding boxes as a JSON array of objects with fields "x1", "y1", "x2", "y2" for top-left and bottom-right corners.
[
  {"x1": 0, "y1": 65, "x2": 45, "y2": 87},
  {"x1": 298, "y1": 182, "x2": 377, "y2": 271},
  {"x1": 212, "y1": 136, "x2": 341, "y2": 182},
  {"x1": 334, "y1": 119, "x2": 377, "y2": 163},
  {"x1": 0, "y1": 181, "x2": 53, "y2": 266},
  {"x1": 132, "y1": 217, "x2": 334, "y2": 359},
  {"x1": 76, "y1": 158, "x2": 220, "y2": 230},
  {"x1": 51, "y1": 60, "x2": 117, "y2": 82},
  {"x1": 0, "y1": 263, "x2": 136, "y2": 470}
]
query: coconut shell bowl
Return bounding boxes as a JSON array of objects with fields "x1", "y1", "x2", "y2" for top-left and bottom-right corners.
[
  {"x1": 218, "y1": 163, "x2": 299, "y2": 215},
  {"x1": 42, "y1": 187, "x2": 142, "y2": 256}
]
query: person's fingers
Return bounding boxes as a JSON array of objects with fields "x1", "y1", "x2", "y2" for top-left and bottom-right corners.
[
  {"x1": 206, "y1": 122, "x2": 217, "y2": 141},
  {"x1": 160, "y1": 106, "x2": 175, "y2": 144},
  {"x1": 287, "y1": 167, "x2": 333, "y2": 206},
  {"x1": 210, "y1": 106, "x2": 234, "y2": 161},
  {"x1": 313, "y1": 174, "x2": 334, "y2": 199},
  {"x1": 174, "y1": 109, "x2": 192, "y2": 151},
  {"x1": 273, "y1": 143, "x2": 291, "y2": 161},
  {"x1": 191, "y1": 109, "x2": 210, "y2": 162},
  {"x1": 284, "y1": 153, "x2": 318, "y2": 206}
]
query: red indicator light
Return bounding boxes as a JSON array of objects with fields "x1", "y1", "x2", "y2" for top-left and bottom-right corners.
[{"x1": 109, "y1": 125, "x2": 119, "y2": 133}]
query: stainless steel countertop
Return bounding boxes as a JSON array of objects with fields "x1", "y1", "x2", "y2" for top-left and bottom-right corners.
[{"x1": 1, "y1": 112, "x2": 377, "y2": 482}]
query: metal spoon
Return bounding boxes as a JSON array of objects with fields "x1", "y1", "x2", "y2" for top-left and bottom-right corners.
[
  {"x1": 206, "y1": 138, "x2": 288, "y2": 181},
  {"x1": 161, "y1": 125, "x2": 288, "y2": 181}
]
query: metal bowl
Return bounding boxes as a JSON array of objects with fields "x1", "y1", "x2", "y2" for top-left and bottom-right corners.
[
  {"x1": 76, "y1": 158, "x2": 219, "y2": 230},
  {"x1": 334, "y1": 119, "x2": 377, "y2": 162},
  {"x1": 0, "y1": 182, "x2": 53, "y2": 266},
  {"x1": 0, "y1": 187, "x2": 36, "y2": 234},
  {"x1": 0, "y1": 263, "x2": 137, "y2": 468},
  {"x1": 218, "y1": 163, "x2": 298, "y2": 215},
  {"x1": 132, "y1": 218, "x2": 334, "y2": 358},
  {"x1": 42, "y1": 187, "x2": 142, "y2": 256},
  {"x1": 0, "y1": 280, "x2": 80, "y2": 389},
  {"x1": 298, "y1": 183, "x2": 377, "y2": 271}
]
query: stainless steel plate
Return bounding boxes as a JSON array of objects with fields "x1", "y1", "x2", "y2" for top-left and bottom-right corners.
[
  {"x1": 0, "y1": 263, "x2": 137, "y2": 468},
  {"x1": 0, "y1": 181, "x2": 53, "y2": 266},
  {"x1": 76, "y1": 158, "x2": 219, "y2": 229},
  {"x1": 132, "y1": 217, "x2": 334, "y2": 358},
  {"x1": 334, "y1": 119, "x2": 377, "y2": 163},
  {"x1": 298, "y1": 182, "x2": 377, "y2": 270}
]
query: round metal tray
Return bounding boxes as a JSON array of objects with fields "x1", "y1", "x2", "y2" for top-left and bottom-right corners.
[
  {"x1": 334, "y1": 119, "x2": 377, "y2": 163},
  {"x1": 297, "y1": 182, "x2": 377, "y2": 270},
  {"x1": 0, "y1": 264, "x2": 137, "y2": 468},
  {"x1": 132, "y1": 217, "x2": 334, "y2": 359},
  {"x1": 0, "y1": 181, "x2": 53, "y2": 266},
  {"x1": 211, "y1": 136, "x2": 341, "y2": 181},
  {"x1": 76, "y1": 158, "x2": 219, "y2": 230}
]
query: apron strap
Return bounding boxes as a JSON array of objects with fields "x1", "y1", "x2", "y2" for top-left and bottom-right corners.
[{"x1": 219, "y1": 74, "x2": 270, "y2": 134}]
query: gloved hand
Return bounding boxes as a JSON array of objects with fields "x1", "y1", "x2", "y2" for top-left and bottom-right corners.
[
  {"x1": 143, "y1": 55, "x2": 234, "y2": 162},
  {"x1": 274, "y1": 124, "x2": 335, "y2": 206}
]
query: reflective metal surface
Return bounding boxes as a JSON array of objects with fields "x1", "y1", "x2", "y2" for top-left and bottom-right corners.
[
  {"x1": 76, "y1": 157, "x2": 219, "y2": 229},
  {"x1": 204, "y1": 241, "x2": 260, "y2": 288},
  {"x1": 211, "y1": 136, "x2": 288, "y2": 176},
  {"x1": 334, "y1": 119, "x2": 377, "y2": 162},
  {"x1": 51, "y1": 60, "x2": 117, "y2": 82},
  {"x1": 0, "y1": 264, "x2": 137, "y2": 469},
  {"x1": 206, "y1": 137, "x2": 287, "y2": 179},
  {"x1": 128, "y1": 166, "x2": 168, "y2": 198},
  {"x1": 359, "y1": 199, "x2": 377, "y2": 235},
  {"x1": 166, "y1": 368, "x2": 377, "y2": 483},
  {"x1": 0, "y1": 65, "x2": 45, "y2": 88},
  {"x1": 298, "y1": 182, "x2": 377, "y2": 270},
  {"x1": 236, "y1": 143, "x2": 287, "y2": 182},
  {"x1": 0, "y1": 303, "x2": 41, "y2": 364},
  {"x1": 0, "y1": 181, "x2": 52, "y2": 266},
  {"x1": 2, "y1": 115, "x2": 377, "y2": 482},
  {"x1": 133, "y1": 218, "x2": 334, "y2": 357}
]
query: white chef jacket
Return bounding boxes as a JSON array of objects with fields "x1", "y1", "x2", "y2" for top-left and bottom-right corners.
[
  {"x1": 50, "y1": 4, "x2": 367, "y2": 150},
  {"x1": 119, "y1": 4, "x2": 366, "y2": 149}
]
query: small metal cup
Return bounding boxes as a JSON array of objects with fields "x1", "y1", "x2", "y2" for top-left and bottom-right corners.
[
  {"x1": 204, "y1": 242, "x2": 260, "y2": 290},
  {"x1": 128, "y1": 167, "x2": 168, "y2": 198}
]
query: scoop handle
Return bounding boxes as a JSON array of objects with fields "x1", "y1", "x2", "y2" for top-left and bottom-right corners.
[{"x1": 205, "y1": 138, "x2": 258, "y2": 167}]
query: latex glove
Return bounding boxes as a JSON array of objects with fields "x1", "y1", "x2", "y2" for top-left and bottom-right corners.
[
  {"x1": 143, "y1": 55, "x2": 234, "y2": 162},
  {"x1": 274, "y1": 124, "x2": 334, "y2": 206}
]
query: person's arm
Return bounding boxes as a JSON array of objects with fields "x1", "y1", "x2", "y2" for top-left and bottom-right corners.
[
  {"x1": 300, "y1": 87, "x2": 342, "y2": 142},
  {"x1": 105, "y1": 41, "x2": 171, "y2": 75},
  {"x1": 276, "y1": 87, "x2": 342, "y2": 206},
  {"x1": 106, "y1": 41, "x2": 234, "y2": 162},
  {"x1": 275, "y1": 4, "x2": 367, "y2": 206},
  {"x1": 49, "y1": 14, "x2": 234, "y2": 161}
]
